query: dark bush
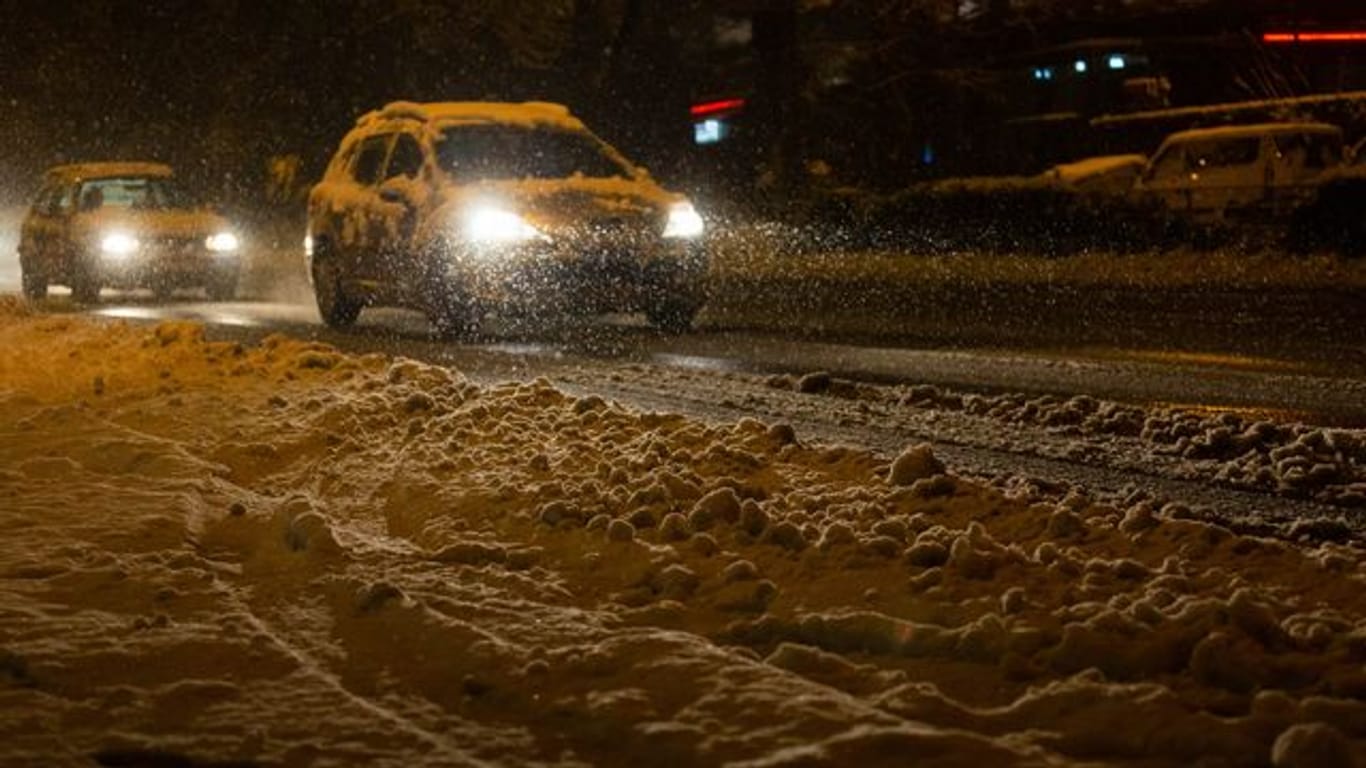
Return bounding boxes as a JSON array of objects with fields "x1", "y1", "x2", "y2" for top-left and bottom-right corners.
[
  {"x1": 794, "y1": 179, "x2": 1251, "y2": 256},
  {"x1": 1288, "y1": 171, "x2": 1366, "y2": 258}
]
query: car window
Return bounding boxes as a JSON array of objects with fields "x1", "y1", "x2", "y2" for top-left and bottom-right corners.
[
  {"x1": 386, "y1": 134, "x2": 425, "y2": 180},
  {"x1": 52, "y1": 184, "x2": 76, "y2": 214},
  {"x1": 1184, "y1": 137, "x2": 1260, "y2": 171},
  {"x1": 76, "y1": 177, "x2": 192, "y2": 210},
  {"x1": 435, "y1": 125, "x2": 629, "y2": 181},
  {"x1": 31, "y1": 184, "x2": 57, "y2": 215},
  {"x1": 351, "y1": 135, "x2": 392, "y2": 186}
]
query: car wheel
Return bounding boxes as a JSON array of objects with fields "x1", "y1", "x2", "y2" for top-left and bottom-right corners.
[
  {"x1": 311, "y1": 254, "x2": 361, "y2": 328},
  {"x1": 206, "y1": 271, "x2": 238, "y2": 302},
  {"x1": 428, "y1": 292, "x2": 480, "y2": 339},
  {"x1": 646, "y1": 298, "x2": 701, "y2": 334},
  {"x1": 21, "y1": 267, "x2": 48, "y2": 300},
  {"x1": 70, "y1": 265, "x2": 101, "y2": 304}
]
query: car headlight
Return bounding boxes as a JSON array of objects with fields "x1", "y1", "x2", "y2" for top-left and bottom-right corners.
[
  {"x1": 464, "y1": 206, "x2": 544, "y2": 244},
  {"x1": 100, "y1": 232, "x2": 140, "y2": 257},
  {"x1": 206, "y1": 232, "x2": 241, "y2": 253},
  {"x1": 663, "y1": 202, "x2": 705, "y2": 239}
]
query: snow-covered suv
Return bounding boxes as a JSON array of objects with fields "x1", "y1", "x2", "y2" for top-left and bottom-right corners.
[
  {"x1": 19, "y1": 163, "x2": 242, "y2": 302},
  {"x1": 306, "y1": 101, "x2": 709, "y2": 334}
]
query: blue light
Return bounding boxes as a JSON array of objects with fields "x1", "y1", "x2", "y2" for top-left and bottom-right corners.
[
  {"x1": 1074, "y1": 59, "x2": 1088, "y2": 73},
  {"x1": 1108, "y1": 54, "x2": 1126, "y2": 70},
  {"x1": 1032, "y1": 67, "x2": 1054, "y2": 81},
  {"x1": 694, "y1": 119, "x2": 724, "y2": 145}
]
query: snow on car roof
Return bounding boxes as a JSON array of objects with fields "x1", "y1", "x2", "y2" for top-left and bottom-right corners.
[
  {"x1": 45, "y1": 162, "x2": 174, "y2": 181},
  {"x1": 360, "y1": 101, "x2": 585, "y2": 131},
  {"x1": 1160, "y1": 122, "x2": 1342, "y2": 145}
]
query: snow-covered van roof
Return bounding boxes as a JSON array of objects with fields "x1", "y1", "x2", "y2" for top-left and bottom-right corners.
[
  {"x1": 45, "y1": 162, "x2": 174, "y2": 181},
  {"x1": 357, "y1": 101, "x2": 585, "y2": 131},
  {"x1": 1159, "y1": 122, "x2": 1342, "y2": 145}
]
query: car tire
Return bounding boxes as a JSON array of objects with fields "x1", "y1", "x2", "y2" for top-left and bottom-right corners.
[
  {"x1": 21, "y1": 267, "x2": 48, "y2": 300},
  {"x1": 647, "y1": 298, "x2": 701, "y2": 334},
  {"x1": 311, "y1": 249, "x2": 362, "y2": 328},
  {"x1": 70, "y1": 265, "x2": 101, "y2": 304},
  {"x1": 428, "y1": 293, "x2": 480, "y2": 339},
  {"x1": 206, "y1": 271, "x2": 238, "y2": 302}
]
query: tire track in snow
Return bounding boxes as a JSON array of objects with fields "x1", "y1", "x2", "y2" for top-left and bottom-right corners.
[{"x1": 204, "y1": 562, "x2": 495, "y2": 767}]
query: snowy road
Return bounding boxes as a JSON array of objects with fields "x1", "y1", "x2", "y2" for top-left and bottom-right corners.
[{"x1": 76, "y1": 294, "x2": 1366, "y2": 427}]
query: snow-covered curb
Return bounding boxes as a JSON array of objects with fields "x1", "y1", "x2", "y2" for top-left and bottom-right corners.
[
  {"x1": 763, "y1": 373, "x2": 1366, "y2": 513},
  {"x1": 2, "y1": 302, "x2": 1365, "y2": 766}
]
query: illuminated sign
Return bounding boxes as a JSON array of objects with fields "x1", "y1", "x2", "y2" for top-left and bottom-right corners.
[
  {"x1": 694, "y1": 119, "x2": 725, "y2": 145},
  {"x1": 690, "y1": 98, "x2": 746, "y2": 118},
  {"x1": 1263, "y1": 31, "x2": 1366, "y2": 44}
]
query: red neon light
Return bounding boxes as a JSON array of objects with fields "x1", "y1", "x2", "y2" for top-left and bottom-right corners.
[
  {"x1": 1263, "y1": 31, "x2": 1366, "y2": 43},
  {"x1": 690, "y1": 98, "x2": 746, "y2": 117}
]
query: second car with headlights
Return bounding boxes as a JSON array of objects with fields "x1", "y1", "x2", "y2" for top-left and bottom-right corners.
[
  {"x1": 306, "y1": 101, "x2": 709, "y2": 334},
  {"x1": 18, "y1": 162, "x2": 243, "y2": 302}
]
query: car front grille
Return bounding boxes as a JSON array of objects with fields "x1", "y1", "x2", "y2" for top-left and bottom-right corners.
[{"x1": 150, "y1": 236, "x2": 205, "y2": 255}]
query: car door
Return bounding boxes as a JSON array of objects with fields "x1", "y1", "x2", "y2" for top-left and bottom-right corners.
[
  {"x1": 1139, "y1": 143, "x2": 1190, "y2": 213},
  {"x1": 1270, "y1": 131, "x2": 1343, "y2": 212},
  {"x1": 19, "y1": 184, "x2": 55, "y2": 267},
  {"x1": 1183, "y1": 136, "x2": 1263, "y2": 218},
  {"x1": 341, "y1": 133, "x2": 394, "y2": 281},
  {"x1": 375, "y1": 131, "x2": 428, "y2": 287},
  {"x1": 20, "y1": 182, "x2": 75, "y2": 276}
]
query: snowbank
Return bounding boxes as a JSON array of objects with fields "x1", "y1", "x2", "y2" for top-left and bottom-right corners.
[{"x1": 2, "y1": 302, "x2": 1365, "y2": 766}]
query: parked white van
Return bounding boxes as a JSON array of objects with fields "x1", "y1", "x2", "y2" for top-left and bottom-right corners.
[{"x1": 1135, "y1": 122, "x2": 1344, "y2": 221}]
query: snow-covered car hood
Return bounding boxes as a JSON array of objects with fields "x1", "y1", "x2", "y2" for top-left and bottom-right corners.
[
  {"x1": 437, "y1": 175, "x2": 685, "y2": 232},
  {"x1": 73, "y1": 207, "x2": 230, "y2": 241}
]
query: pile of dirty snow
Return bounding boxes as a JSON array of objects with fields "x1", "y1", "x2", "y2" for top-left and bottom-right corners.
[
  {"x1": 2, "y1": 301, "x2": 1365, "y2": 767},
  {"x1": 764, "y1": 373, "x2": 1366, "y2": 510}
]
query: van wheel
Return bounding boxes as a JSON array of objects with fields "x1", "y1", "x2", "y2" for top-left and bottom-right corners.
[{"x1": 311, "y1": 253, "x2": 361, "y2": 328}]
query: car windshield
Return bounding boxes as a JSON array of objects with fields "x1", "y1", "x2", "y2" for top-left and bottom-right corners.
[
  {"x1": 434, "y1": 125, "x2": 630, "y2": 181},
  {"x1": 78, "y1": 176, "x2": 192, "y2": 211}
]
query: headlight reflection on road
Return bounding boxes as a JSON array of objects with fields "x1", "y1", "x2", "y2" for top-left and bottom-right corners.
[
  {"x1": 96, "y1": 305, "x2": 260, "y2": 327},
  {"x1": 651, "y1": 353, "x2": 739, "y2": 372},
  {"x1": 95, "y1": 306, "x2": 163, "y2": 321}
]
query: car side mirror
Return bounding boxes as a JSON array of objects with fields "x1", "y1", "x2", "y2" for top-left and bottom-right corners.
[{"x1": 378, "y1": 179, "x2": 414, "y2": 206}]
